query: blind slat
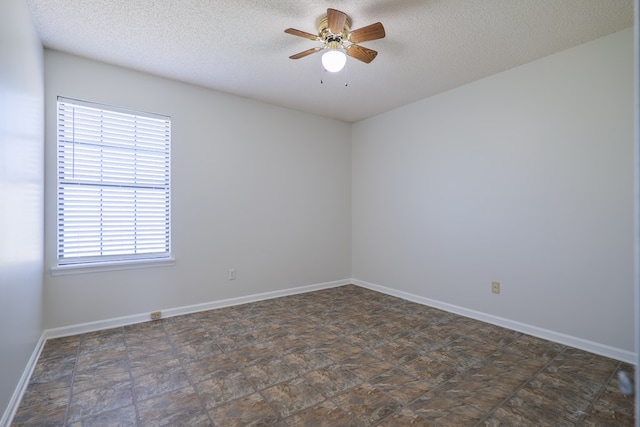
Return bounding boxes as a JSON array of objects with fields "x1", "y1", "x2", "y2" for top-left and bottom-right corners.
[{"x1": 57, "y1": 97, "x2": 171, "y2": 265}]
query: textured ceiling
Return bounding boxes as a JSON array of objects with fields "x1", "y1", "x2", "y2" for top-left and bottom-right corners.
[{"x1": 26, "y1": 0, "x2": 633, "y2": 123}]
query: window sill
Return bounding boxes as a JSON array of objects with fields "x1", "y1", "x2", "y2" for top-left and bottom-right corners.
[{"x1": 50, "y1": 257, "x2": 175, "y2": 276}]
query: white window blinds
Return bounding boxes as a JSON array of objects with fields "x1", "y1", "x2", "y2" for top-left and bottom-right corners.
[{"x1": 57, "y1": 97, "x2": 171, "y2": 265}]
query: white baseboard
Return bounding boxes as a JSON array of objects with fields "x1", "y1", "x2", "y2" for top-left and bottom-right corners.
[
  {"x1": 351, "y1": 278, "x2": 636, "y2": 365},
  {"x1": 43, "y1": 277, "x2": 636, "y2": 364},
  {"x1": 4, "y1": 279, "x2": 349, "y2": 426},
  {"x1": 44, "y1": 279, "x2": 350, "y2": 340},
  {"x1": 11, "y1": 276, "x2": 632, "y2": 427},
  {"x1": 0, "y1": 333, "x2": 46, "y2": 427}
]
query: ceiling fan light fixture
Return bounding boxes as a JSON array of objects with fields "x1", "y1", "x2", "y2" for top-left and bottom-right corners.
[
  {"x1": 322, "y1": 49, "x2": 347, "y2": 72},
  {"x1": 285, "y1": 8, "x2": 385, "y2": 72}
]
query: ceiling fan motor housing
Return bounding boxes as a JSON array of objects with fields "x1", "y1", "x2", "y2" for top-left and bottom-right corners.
[
  {"x1": 318, "y1": 15, "x2": 351, "y2": 45},
  {"x1": 326, "y1": 40, "x2": 342, "y2": 50}
]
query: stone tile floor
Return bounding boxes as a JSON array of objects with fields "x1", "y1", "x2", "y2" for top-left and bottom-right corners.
[{"x1": 12, "y1": 285, "x2": 635, "y2": 426}]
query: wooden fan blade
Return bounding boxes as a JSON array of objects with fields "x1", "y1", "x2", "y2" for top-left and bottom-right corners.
[
  {"x1": 327, "y1": 8, "x2": 348, "y2": 34},
  {"x1": 289, "y1": 47, "x2": 322, "y2": 60},
  {"x1": 346, "y1": 44, "x2": 378, "y2": 64},
  {"x1": 285, "y1": 28, "x2": 319, "y2": 41},
  {"x1": 349, "y1": 22, "x2": 386, "y2": 43}
]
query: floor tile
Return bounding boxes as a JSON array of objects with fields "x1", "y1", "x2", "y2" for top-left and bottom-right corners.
[
  {"x1": 29, "y1": 355, "x2": 76, "y2": 384},
  {"x1": 304, "y1": 365, "x2": 363, "y2": 397},
  {"x1": 522, "y1": 376, "x2": 594, "y2": 422},
  {"x1": 370, "y1": 321, "x2": 413, "y2": 341},
  {"x1": 581, "y1": 381, "x2": 635, "y2": 426},
  {"x1": 22, "y1": 374, "x2": 73, "y2": 398},
  {"x1": 75, "y1": 346, "x2": 129, "y2": 373},
  {"x1": 244, "y1": 357, "x2": 298, "y2": 390},
  {"x1": 208, "y1": 392, "x2": 280, "y2": 426},
  {"x1": 253, "y1": 324, "x2": 290, "y2": 342},
  {"x1": 124, "y1": 320, "x2": 167, "y2": 344},
  {"x1": 129, "y1": 352, "x2": 182, "y2": 379},
  {"x1": 546, "y1": 350, "x2": 618, "y2": 387},
  {"x1": 260, "y1": 377, "x2": 326, "y2": 418},
  {"x1": 370, "y1": 341, "x2": 420, "y2": 365},
  {"x1": 341, "y1": 352, "x2": 395, "y2": 382},
  {"x1": 409, "y1": 392, "x2": 486, "y2": 425},
  {"x1": 333, "y1": 382, "x2": 400, "y2": 425},
  {"x1": 401, "y1": 354, "x2": 459, "y2": 386},
  {"x1": 282, "y1": 347, "x2": 334, "y2": 375},
  {"x1": 226, "y1": 343, "x2": 275, "y2": 367},
  {"x1": 79, "y1": 328, "x2": 125, "y2": 354},
  {"x1": 66, "y1": 404, "x2": 137, "y2": 427},
  {"x1": 133, "y1": 365, "x2": 191, "y2": 401},
  {"x1": 196, "y1": 369, "x2": 256, "y2": 409},
  {"x1": 39, "y1": 335, "x2": 81, "y2": 360},
  {"x1": 471, "y1": 323, "x2": 521, "y2": 348},
  {"x1": 482, "y1": 347, "x2": 546, "y2": 376},
  {"x1": 73, "y1": 368, "x2": 131, "y2": 394},
  {"x1": 17, "y1": 382, "x2": 69, "y2": 410},
  {"x1": 283, "y1": 399, "x2": 359, "y2": 426},
  {"x1": 435, "y1": 375, "x2": 512, "y2": 413},
  {"x1": 137, "y1": 386, "x2": 211, "y2": 426},
  {"x1": 299, "y1": 328, "x2": 341, "y2": 347},
  {"x1": 184, "y1": 352, "x2": 237, "y2": 384},
  {"x1": 436, "y1": 336, "x2": 498, "y2": 368},
  {"x1": 377, "y1": 407, "x2": 436, "y2": 426},
  {"x1": 126, "y1": 336, "x2": 174, "y2": 361},
  {"x1": 491, "y1": 385, "x2": 583, "y2": 426},
  {"x1": 67, "y1": 381, "x2": 134, "y2": 423},
  {"x1": 267, "y1": 334, "x2": 310, "y2": 353},
  {"x1": 370, "y1": 367, "x2": 432, "y2": 404},
  {"x1": 505, "y1": 334, "x2": 565, "y2": 363},
  {"x1": 13, "y1": 386, "x2": 69, "y2": 425},
  {"x1": 213, "y1": 330, "x2": 259, "y2": 352},
  {"x1": 166, "y1": 326, "x2": 210, "y2": 347},
  {"x1": 175, "y1": 337, "x2": 223, "y2": 363}
]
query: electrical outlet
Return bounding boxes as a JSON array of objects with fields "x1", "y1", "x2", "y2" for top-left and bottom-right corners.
[
  {"x1": 150, "y1": 311, "x2": 162, "y2": 320},
  {"x1": 491, "y1": 281, "x2": 500, "y2": 294},
  {"x1": 228, "y1": 269, "x2": 236, "y2": 280}
]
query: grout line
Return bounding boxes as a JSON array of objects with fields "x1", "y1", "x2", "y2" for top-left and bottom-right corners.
[
  {"x1": 163, "y1": 316, "x2": 219, "y2": 426},
  {"x1": 194, "y1": 310, "x2": 257, "y2": 425},
  {"x1": 62, "y1": 333, "x2": 84, "y2": 425},
  {"x1": 123, "y1": 324, "x2": 142, "y2": 426},
  {"x1": 473, "y1": 345, "x2": 568, "y2": 426},
  {"x1": 375, "y1": 329, "x2": 526, "y2": 425},
  {"x1": 574, "y1": 360, "x2": 622, "y2": 424}
]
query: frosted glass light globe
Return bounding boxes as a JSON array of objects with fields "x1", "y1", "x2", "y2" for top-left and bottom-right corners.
[{"x1": 322, "y1": 50, "x2": 347, "y2": 72}]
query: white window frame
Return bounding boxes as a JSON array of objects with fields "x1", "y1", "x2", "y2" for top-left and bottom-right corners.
[{"x1": 52, "y1": 97, "x2": 173, "y2": 275}]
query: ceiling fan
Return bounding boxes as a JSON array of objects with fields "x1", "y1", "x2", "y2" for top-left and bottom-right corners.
[{"x1": 285, "y1": 8, "x2": 385, "y2": 72}]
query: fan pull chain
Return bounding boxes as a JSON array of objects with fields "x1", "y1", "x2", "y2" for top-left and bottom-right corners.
[
  {"x1": 318, "y1": 61, "x2": 349, "y2": 86},
  {"x1": 344, "y1": 61, "x2": 348, "y2": 87}
]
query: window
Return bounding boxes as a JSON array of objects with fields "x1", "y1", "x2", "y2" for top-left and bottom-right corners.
[{"x1": 56, "y1": 97, "x2": 171, "y2": 268}]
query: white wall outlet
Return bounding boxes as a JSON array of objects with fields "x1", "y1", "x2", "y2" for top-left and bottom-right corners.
[
  {"x1": 228, "y1": 268, "x2": 236, "y2": 280},
  {"x1": 491, "y1": 281, "x2": 500, "y2": 294},
  {"x1": 150, "y1": 311, "x2": 162, "y2": 320}
]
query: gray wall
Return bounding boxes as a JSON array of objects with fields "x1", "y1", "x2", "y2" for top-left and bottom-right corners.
[
  {"x1": 352, "y1": 29, "x2": 634, "y2": 353},
  {"x1": 0, "y1": 0, "x2": 44, "y2": 422},
  {"x1": 43, "y1": 51, "x2": 353, "y2": 328}
]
